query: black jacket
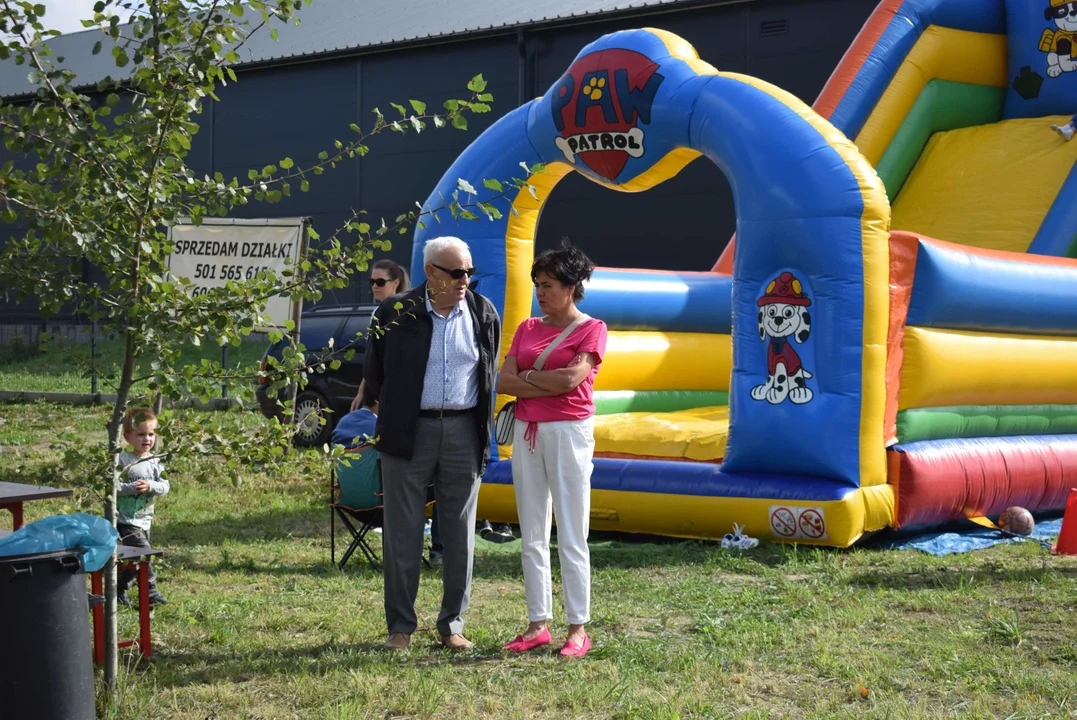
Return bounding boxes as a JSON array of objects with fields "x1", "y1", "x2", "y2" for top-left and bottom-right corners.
[{"x1": 363, "y1": 283, "x2": 501, "y2": 470}]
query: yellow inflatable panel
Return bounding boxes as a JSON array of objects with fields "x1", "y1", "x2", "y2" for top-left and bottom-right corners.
[
  {"x1": 899, "y1": 327, "x2": 1077, "y2": 409},
  {"x1": 892, "y1": 117, "x2": 1077, "y2": 253},
  {"x1": 477, "y1": 483, "x2": 894, "y2": 548},
  {"x1": 855, "y1": 27, "x2": 1007, "y2": 165},
  {"x1": 594, "y1": 406, "x2": 729, "y2": 462},
  {"x1": 595, "y1": 332, "x2": 731, "y2": 392}
]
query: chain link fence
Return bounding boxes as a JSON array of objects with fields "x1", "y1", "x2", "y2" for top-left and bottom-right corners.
[{"x1": 0, "y1": 311, "x2": 106, "y2": 394}]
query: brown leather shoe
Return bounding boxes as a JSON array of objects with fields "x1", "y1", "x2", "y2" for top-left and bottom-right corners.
[
  {"x1": 439, "y1": 633, "x2": 474, "y2": 651},
  {"x1": 384, "y1": 632, "x2": 411, "y2": 650}
]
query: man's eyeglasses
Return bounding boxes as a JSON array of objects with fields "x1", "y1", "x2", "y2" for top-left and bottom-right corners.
[
  {"x1": 369, "y1": 278, "x2": 391, "y2": 287},
  {"x1": 430, "y1": 263, "x2": 477, "y2": 280}
]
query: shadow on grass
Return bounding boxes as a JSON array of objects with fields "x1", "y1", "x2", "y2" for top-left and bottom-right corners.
[
  {"x1": 161, "y1": 504, "x2": 327, "y2": 545},
  {"x1": 846, "y1": 561, "x2": 1077, "y2": 591},
  {"x1": 147, "y1": 638, "x2": 533, "y2": 687}
]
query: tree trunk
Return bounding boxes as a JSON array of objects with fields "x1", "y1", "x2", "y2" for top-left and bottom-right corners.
[
  {"x1": 103, "y1": 329, "x2": 138, "y2": 695},
  {"x1": 101, "y1": 460, "x2": 119, "y2": 693}
]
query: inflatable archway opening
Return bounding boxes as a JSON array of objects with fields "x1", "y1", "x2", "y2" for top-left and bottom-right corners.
[
  {"x1": 407, "y1": 2, "x2": 1077, "y2": 547},
  {"x1": 410, "y1": 27, "x2": 890, "y2": 547}
]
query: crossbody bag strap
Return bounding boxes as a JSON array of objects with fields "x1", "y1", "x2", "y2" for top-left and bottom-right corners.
[{"x1": 531, "y1": 313, "x2": 591, "y2": 371}]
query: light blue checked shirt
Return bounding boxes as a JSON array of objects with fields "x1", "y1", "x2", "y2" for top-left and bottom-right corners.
[{"x1": 421, "y1": 297, "x2": 479, "y2": 410}]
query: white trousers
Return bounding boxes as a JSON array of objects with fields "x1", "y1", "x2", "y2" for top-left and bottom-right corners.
[{"x1": 511, "y1": 417, "x2": 595, "y2": 625}]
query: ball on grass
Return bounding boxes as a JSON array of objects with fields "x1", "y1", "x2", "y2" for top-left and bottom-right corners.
[{"x1": 998, "y1": 506, "x2": 1035, "y2": 536}]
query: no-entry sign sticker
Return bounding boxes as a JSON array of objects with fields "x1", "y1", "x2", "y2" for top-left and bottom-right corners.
[{"x1": 768, "y1": 505, "x2": 828, "y2": 540}]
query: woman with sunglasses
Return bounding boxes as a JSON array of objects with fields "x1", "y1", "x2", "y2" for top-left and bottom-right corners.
[
  {"x1": 350, "y1": 259, "x2": 410, "y2": 414},
  {"x1": 369, "y1": 258, "x2": 410, "y2": 304}
]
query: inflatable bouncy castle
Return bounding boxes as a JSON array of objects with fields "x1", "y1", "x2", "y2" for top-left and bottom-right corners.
[{"x1": 409, "y1": 0, "x2": 1077, "y2": 546}]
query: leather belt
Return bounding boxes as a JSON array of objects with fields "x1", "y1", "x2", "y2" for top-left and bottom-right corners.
[{"x1": 418, "y1": 407, "x2": 475, "y2": 419}]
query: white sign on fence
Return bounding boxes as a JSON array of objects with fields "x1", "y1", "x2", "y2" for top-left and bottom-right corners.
[{"x1": 166, "y1": 217, "x2": 308, "y2": 331}]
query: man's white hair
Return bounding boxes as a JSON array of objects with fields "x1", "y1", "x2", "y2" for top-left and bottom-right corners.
[{"x1": 423, "y1": 236, "x2": 471, "y2": 265}]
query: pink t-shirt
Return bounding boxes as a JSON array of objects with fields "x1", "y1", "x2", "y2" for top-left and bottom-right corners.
[{"x1": 507, "y1": 317, "x2": 608, "y2": 423}]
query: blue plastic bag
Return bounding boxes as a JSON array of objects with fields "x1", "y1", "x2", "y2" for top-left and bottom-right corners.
[{"x1": 0, "y1": 513, "x2": 119, "y2": 572}]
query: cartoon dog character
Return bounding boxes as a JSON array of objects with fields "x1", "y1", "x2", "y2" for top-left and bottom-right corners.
[
  {"x1": 751, "y1": 271, "x2": 814, "y2": 405},
  {"x1": 1042, "y1": 0, "x2": 1077, "y2": 78}
]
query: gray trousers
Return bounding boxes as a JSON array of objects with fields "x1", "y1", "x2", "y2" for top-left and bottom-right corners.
[{"x1": 380, "y1": 415, "x2": 482, "y2": 636}]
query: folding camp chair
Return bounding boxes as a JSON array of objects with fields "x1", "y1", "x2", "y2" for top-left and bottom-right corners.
[
  {"x1": 330, "y1": 444, "x2": 384, "y2": 571},
  {"x1": 329, "y1": 444, "x2": 436, "y2": 571}
]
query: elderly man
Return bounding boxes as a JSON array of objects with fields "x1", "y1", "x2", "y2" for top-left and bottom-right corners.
[{"x1": 363, "y1": 236, "x2": 501, "y2": 651}]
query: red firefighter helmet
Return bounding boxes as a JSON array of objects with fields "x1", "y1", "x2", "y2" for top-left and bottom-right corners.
[{"x1": 757, "y1": 271, "x2": 811, "y2": 307}]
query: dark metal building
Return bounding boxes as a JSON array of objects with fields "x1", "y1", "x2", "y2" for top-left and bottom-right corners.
[{"x1": 0, "y1": 0, "x2": 875, "y2": 314}]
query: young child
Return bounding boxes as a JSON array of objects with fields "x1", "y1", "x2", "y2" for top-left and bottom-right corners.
[
  {"x1": 1051, "y1": 113, "x2": 1076, "y2": 141},
  {"x1": 117, "y1": 407, "x2": 170, "y2": 607},
  {"x1": 331, "y1": 384, "x2": 378, "y2": 448}
]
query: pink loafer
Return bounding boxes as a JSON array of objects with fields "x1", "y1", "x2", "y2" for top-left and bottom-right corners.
[
  {"x1": 559, "y1": 632, "x2": 592, "y2": 658},
  {"x1": 503, "y1": 627, "x2": 552, "y2": 653}
]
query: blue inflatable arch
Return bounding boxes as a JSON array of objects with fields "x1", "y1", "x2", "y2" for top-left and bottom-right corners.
[{"x1": 409, "y1": 28, "x2": 892, "y2": 541}]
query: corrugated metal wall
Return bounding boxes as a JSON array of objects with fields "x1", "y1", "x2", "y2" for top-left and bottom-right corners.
[{"x1": 0, "y1": 0, "x2": 874, "y2": 318}]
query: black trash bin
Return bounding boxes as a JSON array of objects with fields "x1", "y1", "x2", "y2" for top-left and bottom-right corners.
[{"x1": 0, "y1": 548, "x2": 95, "y2": 720}]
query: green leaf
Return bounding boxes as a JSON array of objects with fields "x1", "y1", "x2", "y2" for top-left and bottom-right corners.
[
  {"x1": 300, "y1": 179, "x2": 310, "y2": 192},
  {"x1": 92, "y1": 41, "x2": 102, "y2": 55},
  {"x1": 451, "y1": 114, "x2": 467, "y2": 130},
  {"x1": 1, "y1": 208, "x2": 16, "y2": 224},
  {"x1": 280, "y1": 157, "x2": 294, "y2": 169},
  {"x1": 482, "y1": 178, "x2": 503, "y2": 192},
  {"x1": 270, "y1": 28, "x2": 279, "y2": 41},
  {"x1": 477, "y1": 93, "x2": 494, "y2": 102},
  {"x1": 317, "y1": 151, "x2": 328, "y2": 161},
  {"x1": 106, "y1": 93, "x2": 119, "y2": 106},
  {"x1": 470, "y1": 103, "x2": 491, "y2": 113},
  {"x1": 409, "y1": 99, "x2": 426, "y2": 115},
  {"x1": 390, "y1": 102, "x2": 407, "y2": 118},
  {"x1": 226, "y1": 67, "x2": 237, "y2": 83},
  {"x1": 358, "y1": 223, "x2": 370, "y2": 233},
  {"x1": 467, "y1": 74, "x2": 487, "y2": 92},
  {"x1": 231, "y1": 3, "x2": 245, "y2": 16}
]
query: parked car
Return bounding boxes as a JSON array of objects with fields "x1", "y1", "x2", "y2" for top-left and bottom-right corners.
[{"x1": 256, "y1": 303, "x2": 378, "y2": 447}]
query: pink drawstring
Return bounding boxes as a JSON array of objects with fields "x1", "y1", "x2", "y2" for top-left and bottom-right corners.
[{"x1": 524, "y1": 421, "x2": 538, "y2": 454}]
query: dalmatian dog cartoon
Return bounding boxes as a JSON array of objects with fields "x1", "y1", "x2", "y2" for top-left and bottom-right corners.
[
  {"x1": 1042, "y1": 0, "x2": 1077, "y2": 78},
  {"x1": 751, "y1": 271, "x2": 814, "y2": 405}
]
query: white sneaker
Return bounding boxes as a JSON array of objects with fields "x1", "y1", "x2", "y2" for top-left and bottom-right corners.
[
  {"x1": 721, "y1": 523, "x2": 759, "y2": 550},
  {"x1": 1051, "y1": 123, "x2": 1075, "y2": 141}
]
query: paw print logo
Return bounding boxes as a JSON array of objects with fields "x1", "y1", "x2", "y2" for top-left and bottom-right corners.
[{"x1": 583, "y1": 76, "x2": 606, "y2": 100}]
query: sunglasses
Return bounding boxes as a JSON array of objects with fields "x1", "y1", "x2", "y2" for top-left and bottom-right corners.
[
  {"x1": 430, "y1": 263, "x2": 477, "y2": 280},
  {"x1": 369, "y1": 277, "x2": 392, "y2": 287}
]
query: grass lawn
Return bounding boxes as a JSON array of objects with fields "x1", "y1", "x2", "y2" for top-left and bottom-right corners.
[
  {"x1": 2, "y1": 401, "x2": 1076, "y2": 719},
  {"x1": 0, "y1": 338, "x2": 267, "y2": 395}
]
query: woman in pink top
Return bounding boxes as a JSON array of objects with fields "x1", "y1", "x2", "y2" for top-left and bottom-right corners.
[{"x1": 496, "y1": 243, "x2": 607, "y2": 658}]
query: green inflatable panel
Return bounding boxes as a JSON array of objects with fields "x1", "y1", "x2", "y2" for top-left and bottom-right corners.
[
  {"x1": 593, "y1": 390, "x2": 728, "y2": 415},
  {"x1": 897, "y1": 405, "x2": 1077, "y2": 444},
  {"x1": 877, "y1": 80, "x2": 1006, "y2": 201}
]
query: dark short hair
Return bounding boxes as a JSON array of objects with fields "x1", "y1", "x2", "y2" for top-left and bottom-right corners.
[
  {"x1": 360, "y1": 382, "x2": 378, "y2": 409},
  {"x1": 531, "y1": 240, "x2": 595, "y2": 302},
  {"x1": 372, "y1": 258, "x2": 410, "y2": 293}
]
